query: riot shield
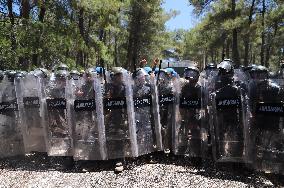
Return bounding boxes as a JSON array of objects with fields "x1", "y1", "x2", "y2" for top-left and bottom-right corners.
[
  {"x1": 42, "y1": 71, "x2": 73, "y2": 156},
  {"x1": 209, "y1": 76, "x2": 249, "y2": 163},
  {"x1": 157, "y1": 70, "x2": 178, "y2": 153},
  {"x1": 69, "y1": 73, "x2": 106, "y2": 160},
  {"x1": 0, "y1": 76, "x2": 24, "y2": 157},
  {"x1": 15, "y1": 73, "x2": 46, "y2": 153},
  {"x1": 200, "y1": 71, "x2": 218, "y2": 157},
  {"x1": 132, "y1": 69, "x2": 162, "y2": 156},
  {"x1": 248, "y1": 78, "x2": 284, "y2": 175},
  {"x1": 103, "y1": 68, "x2": 138, "y2": 159},
  {"x1": 174, "y1": 79, "x2": 207, "y2": 157}
]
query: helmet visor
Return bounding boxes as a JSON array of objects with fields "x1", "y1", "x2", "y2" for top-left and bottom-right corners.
[{"x1": 184, "y1": 70, "x2": 199, "y2": 79}]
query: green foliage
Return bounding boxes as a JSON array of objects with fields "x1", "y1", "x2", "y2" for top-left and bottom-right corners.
[
  {"x1": 186, "y1": 0, "x2": 284, "y2": 68},
  {"x1": 0, "y1": 0, "x2": 172, "y2": 70}
]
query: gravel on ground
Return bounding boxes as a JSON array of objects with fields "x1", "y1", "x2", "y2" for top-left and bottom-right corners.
[{"x1": 0, "y1": 152, "x2": 283, "y2": 188}]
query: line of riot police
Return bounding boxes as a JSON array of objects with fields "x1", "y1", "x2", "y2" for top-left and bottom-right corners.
[{"x1": 0, "y1": 60, "x2": 283, "y2": 174}]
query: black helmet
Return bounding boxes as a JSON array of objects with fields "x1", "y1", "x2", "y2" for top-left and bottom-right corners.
[
  {"x1": 243, "y1": 64, "x2": 257, "y2": 72},
  {"x1": 133, "y1": 68, "x2": 148, "y2": 79},
  {"x1": 69, "y1": 70, "x2": 80, "y2": 80},
  {"x1": 85, "y1": 68, "x2": 96, "y2": 77},
  {"x1": 6, "y1": 71, "x2": 17, "y2": 82},
  {"x1": 185, "y1": 66, "x2": 199, "y2": 72},
  {"x1": 56, "y1": 64, "x2": 69, "y2": 71},
  {"x1": 33, "y1": 68, "x2": 50, "y2": 78},
  {"x1": 249, "y1": 65, "x2": 269, "y2": 80},
  {"x1": 250, "y1": 65, "x2": 268, "y2": 72},
  {"x1": 238, "y1": 65, "x2": 245, "y2": 70},
  {"x1": 70, "y1": 70, "x2": 80, "y2": 75},
  {"x1": 184, "y1": 66, "x2": 200, "y2": 79},
  {"x1": 158, "y1": 68, "x2": 170, "y2": 76},
  {"x1": 15, "y1": 71, "x2": 25, "y2": 79},
  {"x1": 4, "y1": 70, "x2": 13, "y2": 75},
  {"x1": 217, "y1": 60, "x2": 234, "y2": 76},
  {"x1": 223, "y1": 59, "x2": 233, "y2": 63},
  {"x1": 55, "y1": 70, "x2": 69, "y2": 79},
  {"x1": 205, "y1": 63, "x2": 217, "y2": 70},
  {"x1": 112, "y1": 67, "x2": 124, "y2": 75}
]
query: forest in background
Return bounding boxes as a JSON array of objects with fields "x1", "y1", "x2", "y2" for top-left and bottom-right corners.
[{"x1": 0, "y1": 0, "x2": 283, "y2": 71}]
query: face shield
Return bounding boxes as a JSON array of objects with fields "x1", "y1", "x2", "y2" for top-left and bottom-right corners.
[
  {"x1": 250, "y1": 71, "x2": 268, "y2": 81},
  {"x1": 134, "y1": 69, "x2": 147, "y2": 87},
  {"x1": 205, "y1": 67, "x2": 217, "y2": 77},
  {"x1": 184, "y1": 70, "x2": 199, "y2": 80},
  {"x1": 159, "y1": 71, "x2": 171, "y2": 84},
  {"x1": 55, "y1": 76, "x2": 67, "y2": 88},
  {"x1": 112, "y1": 73, "x2": 123, "y2": 85}
]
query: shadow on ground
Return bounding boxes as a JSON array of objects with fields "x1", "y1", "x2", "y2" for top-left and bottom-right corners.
[{"x1": 0, "y1": 152, "x2": 283, "y2": 187}]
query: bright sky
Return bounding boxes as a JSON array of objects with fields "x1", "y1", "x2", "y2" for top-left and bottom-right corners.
[{"x1": 162, "y1": 0, "x2": 198, "y2": 31}]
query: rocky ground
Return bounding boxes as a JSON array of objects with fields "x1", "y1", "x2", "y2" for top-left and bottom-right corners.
[{"x1": 0, "y1": 152, "x2": 283, "y2": 188}]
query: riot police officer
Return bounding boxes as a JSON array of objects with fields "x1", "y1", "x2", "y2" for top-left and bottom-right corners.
[
  {"x1": 174, "y1": 66, "x2": 207, "y2": 160},
  {"x1": 157, "y1": 69, "x2": 177, "y2": 154},
  {"x1": 201, "y1": 63, "x2": 217, "y2": 79},
  {"x1": 0, "y1": 71, "x2": 25, "y2": 157},
  {"x1": 104, "y1": 67, "x2": 137, "y2": 172},
  {"x1": 132, "y1": 68, "x2": 162, "y2": 156},
  {"x1": 209, "y1": 60, "x2": 249, "y2": 163},
  {"x1": 248, "y1": 65, "x2": 284, "y2": 174},
  {"x1": 16, "y1": 69, "x2": 47, "y2": 153},
  {"x1": 71, "y1": 68, "x2": 106, "y2": 161},
  {"x1": 43, "y1": 68, "x2": 74, "y2": 169}
]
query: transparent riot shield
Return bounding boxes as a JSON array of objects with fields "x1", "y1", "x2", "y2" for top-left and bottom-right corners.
[
  {"x1": 42, "y1": 73, "x2": 72, "y2": 156},
  {"x1": 209, "y1": 77, "x2": 249, "y2": 163},
  {"x1": 103, "y1": 69, "x2": 138, "y2": 159},
  {"x1": 157, "y1": 71, "x2": 178, "y2": 153},
  {"x1": 0, "y1": 76, "x2": 24, "y2": 157},
  {"x1": 174, "y1": 79, "x2": 207, "y2": 158},
  {"x1": 15, "y1": 73, "x2": 46, "y2": 153},
  {"x1": 248, "y1": 78, "x2": 284, "y2": 175},
  {"x1": 69, "y1": 73, "x2": 106, "y2": 160},
  {"x1": 132, "y1": 70, "x2": 162, "y2": 156}
]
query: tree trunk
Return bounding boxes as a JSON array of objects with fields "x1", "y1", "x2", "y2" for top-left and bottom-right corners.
[
  {"x1": 7, "y1": 0, "x2": 16, "y2": 50},
  {"x1": 226, "y1": 39, "x2": 230, "y2": 58},
  {"x1": 32, "y1": 0, "x2": 47, "y2": 67},
  {"x1": 210, "y1": 50, "x2": 214, "y2": 62},
  {"x1": 7, "y1": 0, "x2": 16, "y2": 68},
  {"x1": 265, "y1": 21, "x2": 278, "y2": 67},
  {"x1": 126, "y1": 2, "x2": 142, "y2": 71},
  {"x1": 21, "y1": 0, "x2": 30, "y2": 19},
  {"x1": 77, "y1": 8, "x2": 84, "y2": 67},
  {"x1": 243, "y1": 0, "x2": 255, "y2": 66},
  {"x1": 222, "y1": 41, "x2": 226, "y2": 61},
  {"x1": 19, "y1": 0, "x2": 31, "y2": 70},
  {"x1": 231, "y1": 0, "x2": 240, "y2": 66},
  {"x1": 39, "y1": 1, "x2": 46, "y2": 22},
  {"x1": 114, "y1": 34, "x2": 118, "y2": 67},
  {"x1": 260, "y1": 0, "x2": 266, "y2": 66}
]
